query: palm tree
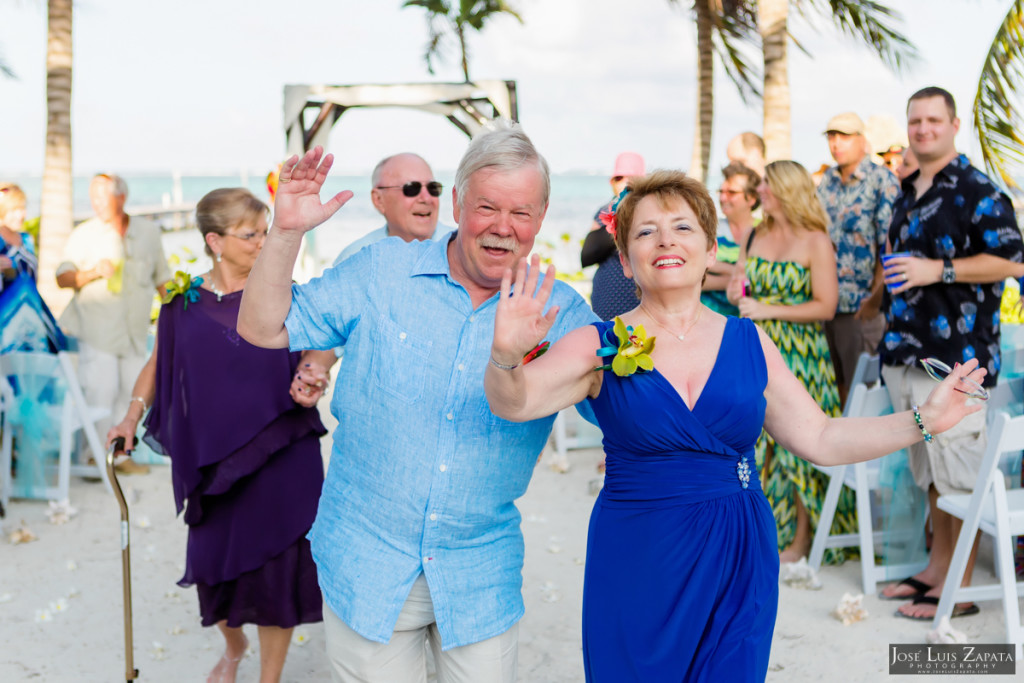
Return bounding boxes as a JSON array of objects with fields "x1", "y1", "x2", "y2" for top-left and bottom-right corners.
[
  {"x1": 973, "y1": 0, "x2": 1024, "y2": 191},
  {"x1": 761, "y1": 0, "x2": 917, "y2": 161},
  {"x1": 673, "y1": 0, "x2": 760, "y2": 183},
  {"x1": 38, "y1": 0, "x2": 74, "y2": 311},
  {"x1": 402, "y1": 0, "x2": 524, "y2": 83}
]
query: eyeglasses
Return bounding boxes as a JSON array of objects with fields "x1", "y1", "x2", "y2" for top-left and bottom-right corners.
[
  {"x1": 718, "y1": 188, "x2": 744, "y2": 196},
  {"x1": 375, "y1": 181, "x2": 443, "y2": 198},
  {"x1": 226, "y1": 231, "x2": 268, "y2": 241},
  {"x1": 919, "y1": 357, "x2": 990, "y2": 401}
]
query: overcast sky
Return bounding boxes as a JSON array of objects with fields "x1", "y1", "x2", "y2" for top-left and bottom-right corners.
[{"x1": 0, "y1": 0, "x2": 1014, "y2": 176}]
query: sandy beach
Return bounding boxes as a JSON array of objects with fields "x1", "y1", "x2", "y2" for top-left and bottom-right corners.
[{"x1": 0, "y1": 407, "x2": 1015, "y2": 682}]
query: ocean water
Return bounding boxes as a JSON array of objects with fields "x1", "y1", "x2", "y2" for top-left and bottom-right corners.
[{"x1": 9, "y1": 172, "x2": 617, "y2": 284}]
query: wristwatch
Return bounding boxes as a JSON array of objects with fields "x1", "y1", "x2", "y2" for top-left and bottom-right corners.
[{"x1": 941, "y1": 257, "x2": 956, "y2": 284}]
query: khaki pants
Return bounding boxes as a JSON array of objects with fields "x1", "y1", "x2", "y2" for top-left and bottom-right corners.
[
  {"x1": 824, "y1": 312, "x2": 885, "y2": 388},
  {"x1": 77, "y1": 341, "x2": 147, "y2": 457},
  {"x1": 881, "y1": 363, "x2": 987, "y2": 495},
  {"x1": 323, "y1": 575, "x2": 518, "y2": 683}
]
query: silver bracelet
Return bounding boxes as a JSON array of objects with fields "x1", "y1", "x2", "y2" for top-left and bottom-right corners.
[
  {"x1": 130, "y1": 396, "x2": 149, "y2": 413},
  {"x1": 489, "y1": 356, "x2": 519, "y2": 371}
]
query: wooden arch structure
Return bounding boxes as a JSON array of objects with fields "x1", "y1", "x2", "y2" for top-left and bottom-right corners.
[{"x1": 283, "y1": 80, "x2": 519, "y2": 155}]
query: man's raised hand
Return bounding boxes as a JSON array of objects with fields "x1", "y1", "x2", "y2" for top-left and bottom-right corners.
[{"x1": 273, "y1": 146, "x2": 354, "y2": 233}]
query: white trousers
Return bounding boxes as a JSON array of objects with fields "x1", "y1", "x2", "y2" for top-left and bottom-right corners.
[
  {"x1": 77, "y1": 341, "x2": 147, "y2": 456},
  {"x1": 323, "y1": 574, "x2": 518, "y2": 683}
]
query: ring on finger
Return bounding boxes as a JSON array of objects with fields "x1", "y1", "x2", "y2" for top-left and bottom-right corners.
[{"x1": 279, "y1": 177, "x2": 292, "y2": 184}]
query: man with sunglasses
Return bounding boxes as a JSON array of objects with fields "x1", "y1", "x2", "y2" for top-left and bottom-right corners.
[
  {"x1": 333, "y1": 153, "x2": 446, "y2": 265},
  {"x1": 877, "y1": 87, "x2": 1023, "y2": 620},
  {"x1": 56, "y1": 173, "x2": 170, "y2": 474}
]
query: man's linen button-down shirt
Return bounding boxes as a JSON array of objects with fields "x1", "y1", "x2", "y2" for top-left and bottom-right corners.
[{"x1": 284, "y1": 234, "x2": 598, "y2": 650}]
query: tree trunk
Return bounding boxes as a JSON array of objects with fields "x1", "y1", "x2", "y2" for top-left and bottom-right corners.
[
  {"x1": 457, "y1": 23, "x2": 470, "y2": 82},
  {"x1": 38, "y1": 0, "x2": 74, "y2": 313},
  {"x1": 759, "y1": 0, "x2": 790, "y2": 162},
  {"x1": 689, "y1": 0, "x2": 714, "y2": 184}
]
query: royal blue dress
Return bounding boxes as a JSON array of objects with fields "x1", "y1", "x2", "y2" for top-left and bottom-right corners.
[{"x1": 582, "y1": 317, "x2": 779, "y2": 682}]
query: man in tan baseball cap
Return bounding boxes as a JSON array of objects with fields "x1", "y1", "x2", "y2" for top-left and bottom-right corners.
[{"x1": 816, "y1": 111, "x2": 900, "y2": 402}]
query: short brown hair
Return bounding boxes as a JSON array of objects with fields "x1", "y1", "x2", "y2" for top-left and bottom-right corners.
[
  {"x1": 907, "y1": 86, "x2": 956, "y2": 120},
  {"x1": 613, "y1": 170, "x2": 718, "y2": 259},
  {"x1": 721, "y1": 162, "x2": 761, "y2": 210},
  {"x1": 195, "y1": 188, "x2": 269, "y2": 256}
]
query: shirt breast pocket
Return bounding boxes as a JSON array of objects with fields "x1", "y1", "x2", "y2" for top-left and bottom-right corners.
[{"x1": 370, "y1": 315, "x2": 432, "y2": 404}]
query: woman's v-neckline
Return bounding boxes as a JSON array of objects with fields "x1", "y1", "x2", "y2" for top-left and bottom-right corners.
[{"x1": 647, "y1": 316, "x2": 732, "y2": 414}]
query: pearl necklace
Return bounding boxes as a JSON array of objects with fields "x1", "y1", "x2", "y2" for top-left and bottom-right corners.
[
  {"x1": 639, "y1": 302, "x2": 703, "y2": 341},
  {"x1": 206, "y1": 271, "x2": 226, "y2": 302}
]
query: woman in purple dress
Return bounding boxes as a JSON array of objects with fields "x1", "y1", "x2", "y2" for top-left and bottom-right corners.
[{"x1": 107, "y1": 188, "x2": 332, "y2": 683}]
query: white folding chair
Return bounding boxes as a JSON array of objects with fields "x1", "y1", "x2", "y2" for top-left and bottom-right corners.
[
  {"x1": 808, "y1": 377, "x2": 928, "y2": 594},
  {"x1": 550, "y1": 409, "x2": 604, "y2": 470},
  {"x1": 933, "y1": 387, "x2": 1024, "y2": 659},
  {"x1": 0, "y1": 350, "x2": 112, "y2": 502}
]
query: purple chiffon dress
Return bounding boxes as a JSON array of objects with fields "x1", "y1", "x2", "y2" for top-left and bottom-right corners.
[{"x1": 143, "y1": 288, "x2": 326, "y2": 628}]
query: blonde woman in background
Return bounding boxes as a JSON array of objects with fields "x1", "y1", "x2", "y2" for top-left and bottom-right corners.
[
  {"x1": 727, "y1": 160, "x2": 855, "y2": 564},
  {"x1": 0, "y1": 183, "x2": 37, "y2": 287}
]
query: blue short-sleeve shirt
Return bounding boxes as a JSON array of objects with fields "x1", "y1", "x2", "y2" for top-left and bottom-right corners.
[{"x1": 285, "y1": 234, "x2": 598, "y2": 649}]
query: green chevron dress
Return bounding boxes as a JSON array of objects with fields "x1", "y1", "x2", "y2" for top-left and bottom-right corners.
[{"x1": 745, "y1": 254, "x2": 856, "y2": 563}]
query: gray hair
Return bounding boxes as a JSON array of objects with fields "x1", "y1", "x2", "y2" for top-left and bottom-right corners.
[
  {"x1": 93, "y1": 173, "x2": 129, "y2": 198},
  {"x1": 454, "y1": 120, "x2": 550, "y2": 209}
]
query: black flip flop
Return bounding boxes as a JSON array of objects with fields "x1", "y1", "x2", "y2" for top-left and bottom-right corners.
[
  {"x1": 894, "y1": 595, "x2": 980, "y2": 621},
  {"x1": 878, "y1": 576, "x2": 933, "y2": 601}
]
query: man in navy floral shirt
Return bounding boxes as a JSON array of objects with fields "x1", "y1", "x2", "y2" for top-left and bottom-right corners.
[
  {"x1": 878, "y1": 87, "x2": 1023, "y2": 620},
  {"x1": 817, "y1": 111, "x2": 900, "y2": 401}
]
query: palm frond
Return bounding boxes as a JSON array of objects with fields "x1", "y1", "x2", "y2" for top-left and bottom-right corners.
[
  {"x1": 795, "y1": 0, "x2": 917, "y2": 72},
  {"x1": 0, "y1": 49, "x2": 15, "y2": 79},
  {"x1": 712, "y1": 7, "x2": 761, "y2": 103},
  {"x1": 973, "y1": 0, "x2": 1024, "y2": 191}
]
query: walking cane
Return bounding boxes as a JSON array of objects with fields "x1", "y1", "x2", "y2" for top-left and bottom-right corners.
[{"x1": 106, "y1": 436, "x2": 139, "y2": 682}]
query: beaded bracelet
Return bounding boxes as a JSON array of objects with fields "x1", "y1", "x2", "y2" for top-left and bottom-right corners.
[
  {"x1": 130, "y1": 396, "x2": 149, "y2": 413},
  {"x1": 912, "y1": 404, "x2": 933, "y2": 443},
  {"x1": 489, "y1": 356, "x2": 519, "y2": 371}
]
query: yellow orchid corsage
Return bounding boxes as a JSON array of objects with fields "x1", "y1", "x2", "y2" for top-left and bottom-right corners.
[
  {"x1": 596, "y1": 317, "x2": 656, "y2": 377},
  {"x1": 162, "y1": 270, "x2": 204, "y2": 310}
]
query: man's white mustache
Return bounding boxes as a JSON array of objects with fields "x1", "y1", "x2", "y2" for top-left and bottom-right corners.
[{"x1": 479, "y1": 236, "x2": 520, "y2": 254}]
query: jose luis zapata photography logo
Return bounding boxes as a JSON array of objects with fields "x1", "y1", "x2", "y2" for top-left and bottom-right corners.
[{"x1": 889, "y1": 644, "x2": 1016, "y2": 675}]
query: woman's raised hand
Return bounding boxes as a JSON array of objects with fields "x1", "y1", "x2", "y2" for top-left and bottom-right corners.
[
  {"x1": 919, "y1": 358, "x2": 987, "y2": 434},
  {"x1": 492, "y1": 254, "x2": 559, "y2": 366},
  {"x1": 272, "y1": 146, "x2": 354, "y2": 234}
]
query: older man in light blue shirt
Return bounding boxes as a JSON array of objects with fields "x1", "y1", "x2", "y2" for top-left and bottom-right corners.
[{"x1": 239, "y1": 122, "x2": 598, "y2": 683}]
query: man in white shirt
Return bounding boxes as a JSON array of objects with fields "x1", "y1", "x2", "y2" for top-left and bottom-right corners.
[{"x1": 56, "y1": 174, "x2": 170, "y2": 473}]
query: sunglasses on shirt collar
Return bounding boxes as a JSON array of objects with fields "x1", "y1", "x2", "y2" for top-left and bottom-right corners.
[{"x1": 375, "y1": 181, "x2": 443, "y2": 198}]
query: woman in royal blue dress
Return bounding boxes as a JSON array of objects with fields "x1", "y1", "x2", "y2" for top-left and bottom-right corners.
[{"x1": 484, "y1": 170, "x2": 985, "y2": 682}]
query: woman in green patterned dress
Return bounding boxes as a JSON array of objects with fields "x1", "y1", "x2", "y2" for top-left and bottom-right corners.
[{"x1": 727, "y1": 160, "x2": 856, "y2": 564}]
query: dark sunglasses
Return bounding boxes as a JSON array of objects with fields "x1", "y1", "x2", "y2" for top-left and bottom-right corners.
[{"x1": 376, "y1": 181, "x2": 443, "y2": 198}]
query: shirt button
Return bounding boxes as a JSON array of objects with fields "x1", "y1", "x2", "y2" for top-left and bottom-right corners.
[
  {"x1": 446, "y1": 412, "x2": 454, "y2": 421},
  {"x1": 439, "y1": 464, "x2": 447, "y2": 472},
  {"x1": 457, "y1": 364, "x2": 465, "y2": 372},
  {"x1": 423, "y1": 556, "x2": 431, "y2": 562},
  {"x1": 429, "y1": 513, "x2": 438, "y2": 521},
  {"x1": 399, "y1": 332, "x2": 407, "y2": 340},
  {"x1": 468, "y1": 315, "x2": 475, "y2": 322}
]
